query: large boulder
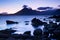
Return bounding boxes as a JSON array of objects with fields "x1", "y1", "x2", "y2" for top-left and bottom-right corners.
[{"x1": 31, "y1": 18, "x2": 44, "y2": 27}]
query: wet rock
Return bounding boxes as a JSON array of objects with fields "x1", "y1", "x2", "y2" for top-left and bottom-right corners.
[
  {"x1": 33, "y1": 29, "x2": 42, "y2": 36},
  {"x1": 24, "y1": 31, "x2": 31, "y2": 36},
  {"x1": 6, "y1": 20, "x2": 18, "y2": 24},
  {"x1": 33, "y1": 29, "x2": 42, "y2": 40},
  {"x1": 49, "y1": 15, "x2": 60, "y2": 18},
  {"x1": 44, "y1": 21, "x2": 57, "y2": 34},
  {"x1": 53, "y1": 25, "x2": 60, "y2": 39},
  {"x1": 22, "y1": 31, "x2": 32, "y2": 39},
  {"x1": 0, "y1": 28, "x2": 16, "y2": 35},
  {"x1": 49, "y1": 15, "x2": 60, "y2": 22},
  {"x1": 31, "y1": 18, "x2": 44, "y2": 27},
  {"x1": 25, "y1": 21, "x2": 29, "y2": 25}
]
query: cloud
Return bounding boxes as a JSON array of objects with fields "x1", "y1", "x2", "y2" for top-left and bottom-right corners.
[{"x1": 37, "y1": 7, "x2": 53, "y2": 10}]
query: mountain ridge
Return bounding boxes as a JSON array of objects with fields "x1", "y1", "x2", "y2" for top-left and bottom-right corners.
[{"x1": 0, "y1": 8, "x2": 60, "y2": 15}]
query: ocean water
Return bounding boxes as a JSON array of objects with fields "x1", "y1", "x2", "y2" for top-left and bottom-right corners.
[{"x1": 0, "y1": 15, "x2": 54, "y2": 35}]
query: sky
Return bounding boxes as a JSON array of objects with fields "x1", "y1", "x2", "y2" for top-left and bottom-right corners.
[{"x1": 0, "y1": 0, "x2": 60, "y2": 14}]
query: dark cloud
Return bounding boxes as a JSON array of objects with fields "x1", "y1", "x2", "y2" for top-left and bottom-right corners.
[{"x1": 37, "y1": 7, "x2": 53, "y2": 10}]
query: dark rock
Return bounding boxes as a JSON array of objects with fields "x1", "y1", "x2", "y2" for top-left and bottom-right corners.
[
  {"x1": 53, "y1": 25, "x2": 60, "y2": 39},
  {"x1": 0, "y1": 28, "x2": 16, "y2": 34},
  {"x1": 49, "y1": 15, "x2": 60, "y2": 22},
  {"x1": 33, "y1": 29, "x2": 42, "y2": 37},
  {"x1": 6, "y1": 20, "x2": 18, "y2": 24},
  {"x1": 49, "y1": 15, "x2": 60, "y2": 18},
  {"x1": 33, "y1": 29, "x2": 42, "y2": 40},
  {"x1": 44, "y1": 21, "x2": 57, "y2": 34},
  {"x1": 25, "y1": 21, "x2": 29, "y2": 25},
  {"x1": 43, "y1": 31, "x2": 49, "y2": 38},
  {"x1": 21, "y1": 31, "x2": 32, "y2": 39},
  {"x1": 6, "y1": 37, "x2": 16, "y2": 40},
  {"x1": 31, "y1": 18, "x2": 44, "y2": 27},
  {"x1": 23, "y1": 31, "x2": 31, "y2": 36}
]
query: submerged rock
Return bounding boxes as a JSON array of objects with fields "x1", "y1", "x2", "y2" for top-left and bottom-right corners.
[
  {"x1": 25, "y1": 21, "x2": 29, "y2": 25},
  {"x1": 6, "y1": 20, "x2": 18, "y2": 24}
]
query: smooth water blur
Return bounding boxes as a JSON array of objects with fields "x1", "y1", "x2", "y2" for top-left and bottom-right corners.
[{"x1": 0, "y1": 15, "x2": 54, "y2": 35}]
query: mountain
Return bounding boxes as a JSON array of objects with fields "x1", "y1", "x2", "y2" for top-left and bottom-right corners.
[
  {"x1": 14, "y1": 7, "x2": 60, "y2": 15},
  {"x1": 15, "y1": 8, "x2": 41, "y2": 15},
  {"x1": 0, "y1": 8, "x2": 60, "y2": 15}
]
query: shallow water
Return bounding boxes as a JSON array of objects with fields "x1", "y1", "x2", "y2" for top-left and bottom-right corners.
[{"x1": 0, "y1": 15, "x2": 54, "y2": 35}]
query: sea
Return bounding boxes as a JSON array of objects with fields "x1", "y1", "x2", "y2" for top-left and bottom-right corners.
[{"x1": 0, "y1": 15, "x2": 56, "y2": 35}]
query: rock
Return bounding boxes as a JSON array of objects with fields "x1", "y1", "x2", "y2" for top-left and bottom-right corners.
[
  {"x1": 31, "y1": 18, "x2": 44, "y2": 27},
  {"x1": 0, "y1": 28, "x2": 16, "y2": 34},
  {"x1": 49, "y1": 15, "x2": 60, "y2": 18},
  {"x1": 25, "y1": 21, "x2": 29, "y2": 25},
  {"x1": 33, "y1": 29, "x2": 42, "y2": 40},
  {"x1": 49, "y1": 15, "x2": 60, "y2": 22},
  {"x1": 33, "y1": 29, "x2": 42, "y2": 36},
  {"x1": 53, "y1": 25, "x2": 60, "y2": 39},
  {"x1": 44, "y1": 21, "x2": 57, "y2": 34},
  {"x1": 6, "y1": 20, "x2": 18, "y2": 24},
  {"x1": 6, "y1": 37, "x2": 16, "y2": 40},
  {"x1": 23, "y1": 31, "x2": 31, "y2": 36}
]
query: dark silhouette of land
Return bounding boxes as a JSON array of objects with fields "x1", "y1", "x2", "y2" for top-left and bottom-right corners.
[{"x1": 14, "y1": 5, "x2": 60, "y2": 15}]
